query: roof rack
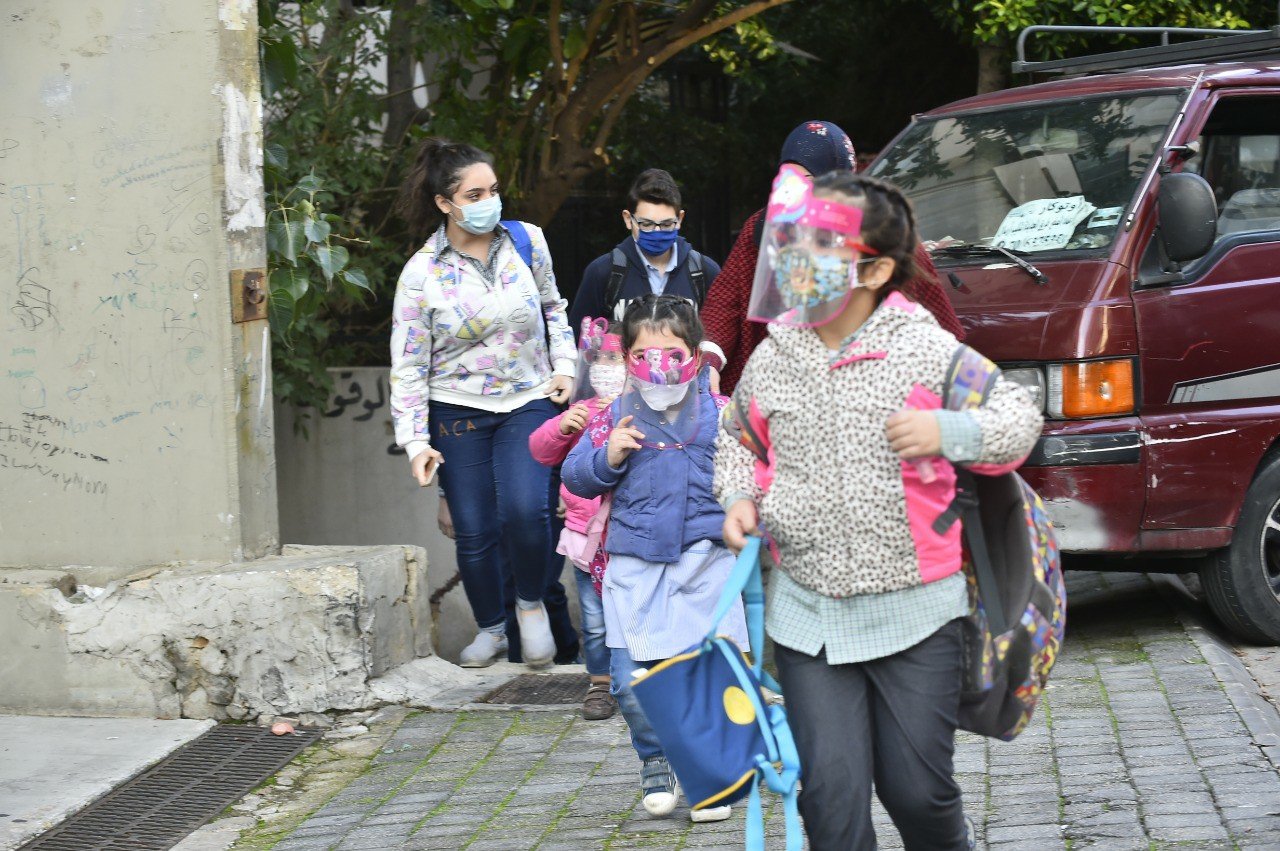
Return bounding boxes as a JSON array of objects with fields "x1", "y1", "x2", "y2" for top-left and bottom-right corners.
[{"x1": 1013, "y1": 24, "x2": 1280, "y2": 76}]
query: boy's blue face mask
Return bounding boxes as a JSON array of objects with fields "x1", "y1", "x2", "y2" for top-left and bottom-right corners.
[{"x1": 635, "y1": 228, "x2": 680, "y2": 257}]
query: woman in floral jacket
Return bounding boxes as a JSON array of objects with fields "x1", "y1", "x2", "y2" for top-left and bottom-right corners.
[{"x1": 390, "y1": 139, "x2": 577, "y2": 669}]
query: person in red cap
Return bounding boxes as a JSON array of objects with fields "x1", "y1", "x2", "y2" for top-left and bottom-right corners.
[{"x1": 700, "y1": 120, "x2": 964, "y2": 395}]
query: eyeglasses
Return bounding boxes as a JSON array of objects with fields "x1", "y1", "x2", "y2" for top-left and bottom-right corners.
[{"x1": 632, "y1": 217, "x2": 680, "y2": 233}]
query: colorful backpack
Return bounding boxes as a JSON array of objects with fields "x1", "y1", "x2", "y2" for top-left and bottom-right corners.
[
  {"x1": 720, "y1": 344, "x2": 1066, "y2": 741},
  {"x1": 935, "y1": 347, "x2": 1067, "y2": 740},
  {"x1": 630, "y1": 536, "x2": 803, "y2": 851}
]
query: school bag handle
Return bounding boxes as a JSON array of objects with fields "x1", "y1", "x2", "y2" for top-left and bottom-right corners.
[{"x1": 705, "y1": 535, "x2": 782, "y2": 693}]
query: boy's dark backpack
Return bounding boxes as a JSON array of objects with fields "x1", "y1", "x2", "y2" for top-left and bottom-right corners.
[
  {"x1": 603, "y1": 246, "x2": 707, "y2": 320},
  {"x1": 935, "y1": 347, "x2": 1067, "y2": 740}
]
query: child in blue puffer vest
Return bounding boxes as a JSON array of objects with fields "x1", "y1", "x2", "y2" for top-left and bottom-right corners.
[{"x1": 563, "y1": 293, "x2": 747, "y2": 825}]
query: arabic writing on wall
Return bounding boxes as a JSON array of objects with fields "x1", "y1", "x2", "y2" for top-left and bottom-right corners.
[{"x1": 322, "y1": 372, "x2": 405, "y2": 456}]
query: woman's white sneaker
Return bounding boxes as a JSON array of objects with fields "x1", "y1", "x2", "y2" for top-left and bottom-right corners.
[
  {"x1": 516, "y1": 601, "x2": 556, "y2": 669},
  {"x1": 691, "y1": 805, "x2": 733, "y2": 823},
  {"x1": 458, "y1": 631, "x2": 507, "y2": 668}
]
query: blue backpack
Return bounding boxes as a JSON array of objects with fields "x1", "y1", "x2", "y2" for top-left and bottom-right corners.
[
  {"x1": 503, "y1": 219, "x2": 558, "y2": 368},
  {"x1": 630, "y1": 536, "x2": 803, "y2": 851},
  {"x1": 502, "y1": 219, "x2": 534, "y2": 269}
]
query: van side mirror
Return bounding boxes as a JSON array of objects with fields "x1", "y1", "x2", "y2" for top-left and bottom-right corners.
[{"x1": 1157, "y1": 172, "x2": 1217, "y2": 263}]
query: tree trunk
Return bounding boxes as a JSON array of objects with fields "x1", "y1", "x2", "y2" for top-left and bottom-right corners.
[
  {"x1": 976, "y1": 37, "x2": 1009, "y2": 94},
  {"x1": 384, "y1": 0, "x2": 424, "y2": 152},
  {"x1": 519, "y1": 158, "x2": 595, "y2": 226}
]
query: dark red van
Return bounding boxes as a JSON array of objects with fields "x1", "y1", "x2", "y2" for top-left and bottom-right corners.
[{"x1": 868, "y1": 28, "x2": 1280, "y2": 642}]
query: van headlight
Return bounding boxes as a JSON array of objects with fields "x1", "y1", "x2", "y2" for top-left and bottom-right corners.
[
  {"x1": 1001, "y1": 367, "x2": 1046, "y2": 411},
  {"x1": 1000, "y1": 360, "x2": 1137, "y2": 419}
]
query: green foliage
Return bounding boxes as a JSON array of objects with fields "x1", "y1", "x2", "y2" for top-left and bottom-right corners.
[
  {"x1": 939, "y1": 0, "x2": 1265, "y2": 49},
  {"x1": 260, "y1": 0, "x2": 397, "y2": 413},
  {"x1": 257, "y1": 0, "x2": 797, "y2": 412}
]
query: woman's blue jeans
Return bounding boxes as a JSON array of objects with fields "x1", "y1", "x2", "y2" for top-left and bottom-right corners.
[{"x1": 431, "y1": 398, "x2": 561, "y2": 630}]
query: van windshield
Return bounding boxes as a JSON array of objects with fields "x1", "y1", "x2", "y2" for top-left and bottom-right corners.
[{"x1": 868, "y1": 91, "x2": 1185, "y2": 255}]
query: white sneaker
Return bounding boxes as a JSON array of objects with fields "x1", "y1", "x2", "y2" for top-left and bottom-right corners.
[
  {"x1": 517, "y1": 601, "x2": 555, "y2": 669},
  {"x1": 642, "y1": 785, "x2": 679, "y2": 817},
  {"x1": 691, "y1": 805, "x2": 733, "y2": 823},
  {"x1": 458, "y1": 631, "x2": 507, "y2": 668},
  {"x1": 640, "y1": 756, "x2": 679, "y2": 817}
]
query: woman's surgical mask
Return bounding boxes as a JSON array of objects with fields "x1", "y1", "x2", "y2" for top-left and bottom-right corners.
[
  {"x1": 450, "y1": 194, "x2": 503, "y2": 235},
  {"x1": 588, "y1": 363, "x2": 626, "y2": 400}
]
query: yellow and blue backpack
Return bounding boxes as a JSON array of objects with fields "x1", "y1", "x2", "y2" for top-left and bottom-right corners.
[{"x1": 630, "y1": 535, "x2": 802, "y2": 851}]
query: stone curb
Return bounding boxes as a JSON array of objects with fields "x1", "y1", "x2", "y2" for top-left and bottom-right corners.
[{"x1": 1151, "y1": 573, "x2": 1280, "y2": 773}]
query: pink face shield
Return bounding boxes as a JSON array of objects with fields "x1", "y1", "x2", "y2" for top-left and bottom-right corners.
[
  {"x1": 572, "y1": 317, "x2": 626, "y2": 404},
  {"x1": 626, "y1": 347, "x2": 699, "y2": 386},
  {"x1": 749, "y1": 164, "x2": 878, "y2": 328},
  {"x1": 619, "y1": 347, "x2": 702, "y2": 450}
]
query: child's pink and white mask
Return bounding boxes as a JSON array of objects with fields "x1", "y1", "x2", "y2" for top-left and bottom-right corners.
[{"x1": 572, "y1": 317, "x2": 627, "y2": 403}]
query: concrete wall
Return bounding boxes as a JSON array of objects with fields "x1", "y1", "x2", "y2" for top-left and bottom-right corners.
[
  {"x1": 0, "y1": 546, "x2": 435, "y2": 719},
  {"x1": 0, "y1": 0, "x2": 276, "y2": 572},
  {"x1": 274, "y1": 368, "x2": 582, "y2": 663}
]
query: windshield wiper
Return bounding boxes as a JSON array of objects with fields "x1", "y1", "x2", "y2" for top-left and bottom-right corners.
[{"x1": 930, "y1": 243, "x2": 1049, "y2": 286}]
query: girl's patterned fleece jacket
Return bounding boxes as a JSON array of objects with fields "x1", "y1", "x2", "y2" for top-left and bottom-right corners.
[{"x1": 714, "y1": 292, "x2": 1043, "y2": 599}]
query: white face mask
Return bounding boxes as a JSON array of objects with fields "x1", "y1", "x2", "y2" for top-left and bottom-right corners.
[
  {"x1": 637, "y1": 381, "x2": 691, "y2": 412},
  {"x1": 589, "y1": 364, "x2": 626, "y2": 399}
]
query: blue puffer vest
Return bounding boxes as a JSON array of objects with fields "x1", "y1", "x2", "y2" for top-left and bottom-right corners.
[{"x1": 562, "y1": 372, "x2": 725, "y2": 564}]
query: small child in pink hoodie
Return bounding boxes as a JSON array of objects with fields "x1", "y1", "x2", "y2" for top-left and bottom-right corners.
[{"x1": 529, "y1": 319, "x2": 625, "y2": 720}]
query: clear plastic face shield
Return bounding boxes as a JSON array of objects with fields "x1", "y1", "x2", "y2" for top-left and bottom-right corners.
[
  {"x1": 619, "y1": 346, "x2": 701, "y2": 449},
  {"x1": 572, "y1": 317, "x2": 626, "y2": 405},
  {"x1": 747, "y1": 164, "x2": 878, "y2": 328}
]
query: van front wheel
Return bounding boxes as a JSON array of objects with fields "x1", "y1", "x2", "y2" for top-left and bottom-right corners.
[{"x1": 1201, "y1": 454, "x2": 1280, "y2": 645}]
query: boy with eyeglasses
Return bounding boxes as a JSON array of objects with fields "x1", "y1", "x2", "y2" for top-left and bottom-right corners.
[{"x1": 569, "y1": 169, "x2": 722, "y2": 363}]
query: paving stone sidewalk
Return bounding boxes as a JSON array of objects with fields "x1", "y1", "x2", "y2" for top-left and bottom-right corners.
[{"x1": 235, "y1": 573, "x2": 1280, "y2": 850}]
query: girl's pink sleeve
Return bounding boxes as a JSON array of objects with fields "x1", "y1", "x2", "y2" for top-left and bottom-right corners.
[{"x1": 528, "y1": 414, "x2": 580, "y2": 466}]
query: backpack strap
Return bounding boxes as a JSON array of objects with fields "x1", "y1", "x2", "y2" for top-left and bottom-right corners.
[
  {"x1": 932, "y1": 343, "x2": 1002, "y2": 537},
  {"x1": 500, "y1": 220, "x2": 534, "y2": 270},
  {"x1": 944, "y1": 344, "x2": 1000, "y2": 411},
  {"x1": 713, "y1": 638, "x2": 803, "y2": 851},
  {"x1": 955, "y1": 469, "x2": 1008, "y2": 636},
  {"x1": 707, "y1": 535, "x2": 781, "y2": 692},
  {"x1": 934, "y1": 345, "x2": 1008, "y2": 633},
  {"x1": 604, "y1": 247, "x2": 628, "y2": 320},
  {"x1": 687, "y1": 249, "x2": 707, "y2": 307},
  {"x1": 503, "y1": 219, "x2": 562, "y2": 387}
]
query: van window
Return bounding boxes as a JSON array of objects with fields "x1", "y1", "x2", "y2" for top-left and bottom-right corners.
[
  {"x1": 869, "y1": 91, "x2": 1184, "y2": 255},
  {"x1": 1184, "y1": 96, "x2": 1280, "y2": 240}
]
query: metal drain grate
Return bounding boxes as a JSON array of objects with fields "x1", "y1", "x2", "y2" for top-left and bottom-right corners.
[
  {"x1": 19, "y1": 724, "x2": 321, "y2": 851},
  {"x1": 481, "y1": 672, "x2": 590, "y2": 705}
]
